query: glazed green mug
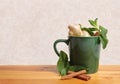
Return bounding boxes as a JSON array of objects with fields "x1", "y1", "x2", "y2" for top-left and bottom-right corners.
[{"x1": 53, "y1": 36, "x2": 101, "y2": 74}]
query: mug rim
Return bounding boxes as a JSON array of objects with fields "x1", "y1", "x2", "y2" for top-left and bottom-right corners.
[{"x1": 68, "y1": 36, "x2": 99, "y2": 38}]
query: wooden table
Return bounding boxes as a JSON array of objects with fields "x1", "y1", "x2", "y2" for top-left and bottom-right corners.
[{"x1": 0, "y1": 65, "x2": 120, "y2": 84}]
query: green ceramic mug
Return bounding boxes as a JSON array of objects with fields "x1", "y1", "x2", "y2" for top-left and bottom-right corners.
[{"x1": 53, "y1": 36, "x2": 101, "y2": 74}]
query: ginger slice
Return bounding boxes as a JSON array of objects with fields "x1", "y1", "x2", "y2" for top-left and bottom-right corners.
[{"x1": 68, "y1": 24, "x2": 90, "y2": 37}]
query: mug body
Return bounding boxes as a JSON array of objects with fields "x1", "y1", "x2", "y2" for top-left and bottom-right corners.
[{"x1": 69, "y1": 36, "x2": 101, "y2": 74}]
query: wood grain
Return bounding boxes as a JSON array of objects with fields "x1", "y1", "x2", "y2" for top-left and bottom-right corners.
[{"x1": 0, "y1": 65, "x2": 120, "y2": 84}]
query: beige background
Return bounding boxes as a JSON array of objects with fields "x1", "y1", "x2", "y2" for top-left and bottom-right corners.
[{"x1": 0, "y1": 0, "x2": 120, "y2": 65}]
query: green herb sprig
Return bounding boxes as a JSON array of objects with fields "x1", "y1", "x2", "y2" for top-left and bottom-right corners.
[
  {"x1": 57, "y1": 51, "x2": 87, "y2": 76},
  {"x1": 82, "y1": 18, "x2": 108, "y2": 49}
]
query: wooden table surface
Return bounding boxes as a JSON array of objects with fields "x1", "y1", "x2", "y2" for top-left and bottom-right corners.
[{"x1": 0, "y1": 65, "x2": 120, "y2": 84}]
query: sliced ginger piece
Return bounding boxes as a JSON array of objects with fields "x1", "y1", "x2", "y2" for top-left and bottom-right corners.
[
  {"x1": 68, "y1": 24, "x2": 83, "y2": 36},
  {"x1": 82, "y1": 30, "x2": 91, "y2": 37},
  {"x1": 68, "y1": 24, "x2": 90, "y2": 37}
]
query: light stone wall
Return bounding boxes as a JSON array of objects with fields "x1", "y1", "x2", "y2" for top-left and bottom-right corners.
[{"x1": 0, "y1": 0, "x2": 120, "y2": 65}]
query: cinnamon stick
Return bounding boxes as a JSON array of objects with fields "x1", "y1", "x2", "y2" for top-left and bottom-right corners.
[
  {"x1": 61, "y1": 70, "x2": 86, "y2": 80},
  {"x1": 68, "y1": 71, "x2": 91, "y2": 81}
]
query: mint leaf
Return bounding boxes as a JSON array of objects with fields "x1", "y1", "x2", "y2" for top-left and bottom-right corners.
[
  {"x1": 81, "y1": 27, "x2": 99, "y2": 36},
  {"x1": 99, "y1": 26, "x2": 108, "y2": 37},
  {"x1": 61, "y1": 68, "x2": 67, "y2": 76},
  {"x1": 94, "y1": 18, "x2": 98, "y2": 26},
  {"x1": 99, "y1": 36, "x2": 108, "y2": 49},
  {"x1": 88, "y1": 28, "x2": 99, "y2": 31},
  {"x1": 89, "y1": 20, "x2": 97, "y2": 27},
  {"x1": 81, "y1": 28, "x2": 94, "y2": 36},
  {"x1": 89, "y1": 20, "x2": 96, "y2": 26},
  {"x1": 99, "y1": 26, "x2": 108, "y2": 49},
  {"x1": 57, "y1": 58, "x2": 64, "y2": 74},
  {"x1": 57, "y1": 51, "x2": 69, "y2": 76}
]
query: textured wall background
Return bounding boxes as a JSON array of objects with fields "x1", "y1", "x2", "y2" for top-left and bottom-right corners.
[{"x1": 0, "y1": 0, "x2": 120, "y2": 65}]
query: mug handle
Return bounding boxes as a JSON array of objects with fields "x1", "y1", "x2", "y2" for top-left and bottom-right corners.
[{"x1": 53, "y1": 39, "x2": 69, "y2": 57}]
